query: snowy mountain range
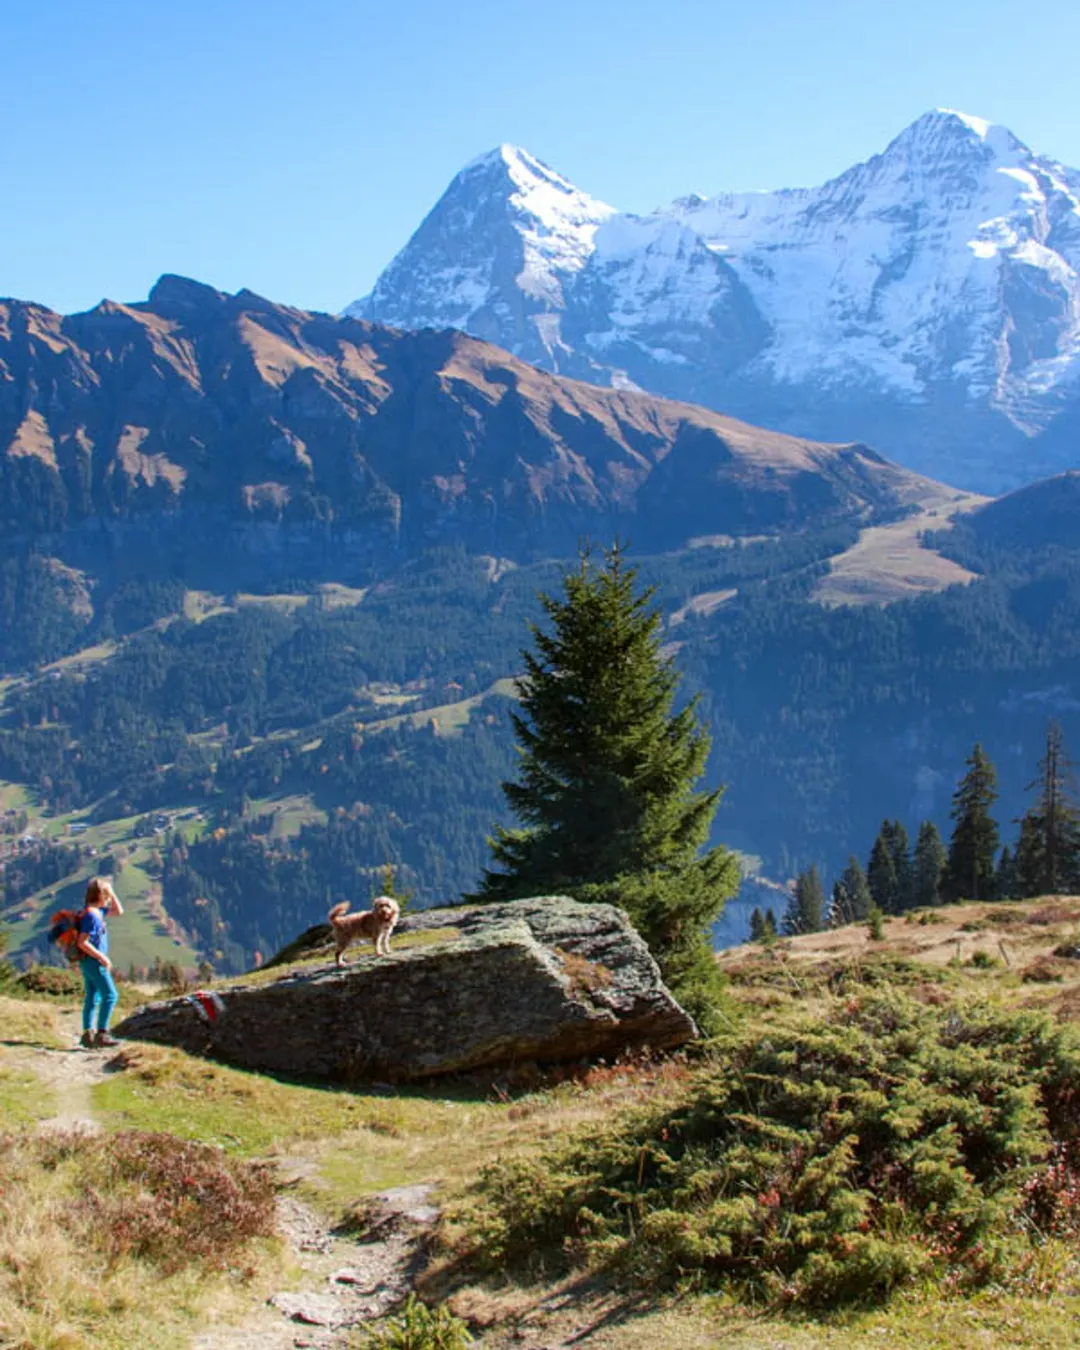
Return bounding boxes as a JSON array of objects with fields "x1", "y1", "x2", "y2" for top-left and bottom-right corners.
[{"x1": 347, "y1": 111, "x2": 1080, "y2": 491}]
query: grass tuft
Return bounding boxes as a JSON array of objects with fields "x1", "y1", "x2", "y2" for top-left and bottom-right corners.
[{"x1": 0, "y1": 1126, "x2": 280, "y2": 1350}]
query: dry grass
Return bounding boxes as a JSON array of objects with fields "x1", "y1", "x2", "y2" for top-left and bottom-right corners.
[
  {"x1": 0, "y1": 994, "x2": 65, "y2": 1049},
  {"x1": 38, "y1": 641, "x2": 118, "y2": 675},
  {"x1": 89, "y1": 1039, "x2": 691, "y2": 1226},
  {"x1": 360, "y1": 677, "x2": 518, "y2": 738},
  {"x1": 319, "y1": 582, "x2": 368, "y2": 609},
  {"x1": 9, "y1": 891, "x2": 1080, "y2": 1348},
  {"x1": 668, "y1": 588, "x2": 738, "y2": 627},
  {"x1": 0, "y1": 1127, "x2": 283, "y2": 1350},
  {"x1": 718, "y1": 897, "x2": 1080, "y2": 1014},
  {"x1": 0, "y1": 1064, "x2": 56, "y2": 1125},
  {"x1": 448, "y1": 1282, "x2": 1080, "y2": 1349},
  {"x1": 813, "y1": 487, "x2": 985, "y2": 607}
]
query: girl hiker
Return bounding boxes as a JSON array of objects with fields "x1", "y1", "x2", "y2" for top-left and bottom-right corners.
[{"x1": 76, "y1": 877, "x2": 124, "y2": 1049}]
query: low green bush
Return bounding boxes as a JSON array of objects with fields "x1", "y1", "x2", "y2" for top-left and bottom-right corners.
[
  {"x1": 463, "y1": 993, "x2": 1080, "y2": 1309},
  {"x1": 356, "y1": 1295, "x2": 473, "y2": 1350}
]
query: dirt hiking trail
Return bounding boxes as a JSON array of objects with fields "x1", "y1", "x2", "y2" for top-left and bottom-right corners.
[{"x1": 6, "y1": 1011, "x2": 439, "y2": 1349}]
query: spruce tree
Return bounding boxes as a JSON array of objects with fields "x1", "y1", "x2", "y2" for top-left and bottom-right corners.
[
  {"x1": 763, "y1": 907, "x2": 778, "y2": 939},
  {"x1": 1014, "y1": 813, "x2": 1044, "y2": 900},
  {"x1": 830, "y1": 855, "x2": 873, "y2": 926},
  {"x1": 749, "y1": 908, "x2": 766, "y2": 942},
  {"x1": 911, "y1": 821, "x2": 947, "y2": 909},
  {"x1": 943, "y1": 743, "x2": 1000, "y2": 903},
  {"x1": 886, "y1": 820, "x2": 913, "y2": 911},
  {"x1": 867, "y1": 823, "x2": 900, "y2": 914},
  {"x1": 475, "y1": 542, "x2": 739, "y2": 1012},
  {"x1": 1016, "y1": 722, "x2": 1080, "y2": 897},
  {"x1": 995, "y1": 845, "x2": 1019, "y2": 901},
  {"x1": 783, "y1": 865, "x2": 825, "y2": 936}
]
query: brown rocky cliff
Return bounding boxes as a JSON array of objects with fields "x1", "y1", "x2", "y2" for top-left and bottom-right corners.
[{"x1": 0, "y1": 275, "x2": 939, "y2": 561}]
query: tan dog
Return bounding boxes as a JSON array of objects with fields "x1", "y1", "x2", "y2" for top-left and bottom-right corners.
[{"x1": 327, "y1": 896, "x2": 400, "y2": 966}]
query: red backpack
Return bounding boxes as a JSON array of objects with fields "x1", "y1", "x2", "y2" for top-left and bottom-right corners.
[{"x1": 47, "y1": 908, "x2": 87, "y2": 962}]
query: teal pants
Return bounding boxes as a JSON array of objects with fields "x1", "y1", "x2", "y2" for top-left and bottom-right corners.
[{"x1": 80, "y1": 957, "x2": 118, "y2": 1033}]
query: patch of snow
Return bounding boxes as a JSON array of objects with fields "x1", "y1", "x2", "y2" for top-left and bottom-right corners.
[{"x1": 936, "y1": 108, "x2": 992, "y2": 138}]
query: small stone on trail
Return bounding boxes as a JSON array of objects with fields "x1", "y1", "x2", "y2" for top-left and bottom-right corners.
[
  {"x1": 269, "y1": 1292, "x2": 343, "y2": 1326},
  {"x1": 330, "y1": 1268, "x2": 370, "y2": 1287}
]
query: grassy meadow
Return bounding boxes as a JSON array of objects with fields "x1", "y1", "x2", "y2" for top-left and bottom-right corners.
[{"x1": 2, "y1": 896, "x2": 1080, "y2": 1346}]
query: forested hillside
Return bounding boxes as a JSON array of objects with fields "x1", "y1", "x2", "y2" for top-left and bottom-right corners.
[{"x1": 1, "y1": 492, "x2": 1078, "y2": 971}]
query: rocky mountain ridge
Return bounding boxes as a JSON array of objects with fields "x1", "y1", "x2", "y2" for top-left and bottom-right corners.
[
  {"x1": 0, "y1": 276, "x2": 948, "y2": 575},
  {"x1": 349, "y1": 112, "x2": 1080, "y2": 491}
]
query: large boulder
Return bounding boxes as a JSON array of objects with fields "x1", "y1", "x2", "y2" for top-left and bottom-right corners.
[{"x1": 114, "y1": 897, "x2": 696, "y2": 1081}]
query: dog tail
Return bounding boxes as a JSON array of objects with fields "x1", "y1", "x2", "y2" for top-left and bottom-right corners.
[{"x1": 328, "y1": 902, "x2": 350, "y2": 922}]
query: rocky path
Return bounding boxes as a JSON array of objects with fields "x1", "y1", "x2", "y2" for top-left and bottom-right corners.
[
  {"x1": 193, "y1": 1184, "x2": 439, "y2": 1350},
  {"x1": 4, "y1": 1007, "x2": 109, "y2": 1133},
  {"x1": 8, "y1": 1012, "x2": 438, "y2": 1350}
]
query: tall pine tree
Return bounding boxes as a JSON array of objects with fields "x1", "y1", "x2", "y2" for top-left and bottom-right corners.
[
  {"x1": 830, "y1": 855, "x2": 873, "y2": 926},
  {"x1": 911, "y1": 820, "x2": 947, "y2": 909},
  {"x1": 475, "y1": 542, "x2": 739, "y2": 1012},
  {"x1": 867, "y1": 822, "x2": 900, "y2": 914},
  {"x1": 1015, "y1": 721, "x2": 1080, "y2": 898},
  {"x1": 783, "y1": 865, "x2": 825, "y2": 936},
  {"x1": 996, "y1": 844, "x2": 1020, "y2": 901},
  {"x1": 886, "y1": 820, "x2": 913, "y2": 911},
  {"x1": 943, "y1": 743, "x2": 1000, "y2": 903}
]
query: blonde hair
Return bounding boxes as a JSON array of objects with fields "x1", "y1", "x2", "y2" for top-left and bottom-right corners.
[{"x1": 84, "y1": 877, "x2": 115, "y2": 909}]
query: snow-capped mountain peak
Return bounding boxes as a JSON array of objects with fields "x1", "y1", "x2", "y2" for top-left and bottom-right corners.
[
  {"x1": 346, "y1": 114, "x2": 1080, "y2": 490},
  {"x1": 935, "y1": 107, "x2": 993, "y2": 137},
  {"x1": 346, "y1": 145, "x2": 614, "y2": 353}
]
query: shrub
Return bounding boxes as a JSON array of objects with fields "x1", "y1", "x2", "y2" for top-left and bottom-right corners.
[
  {"x1": 50, "y1": 1129, "x2": 277, "y2": 1273},
  {"x1": 357, "y1": 1295, "x2": 473, "y2": 1350},
  {"x1": 1022, "y1": 957, "x2": 1068, "y2": 984},
  {"x1": 867, "y1": 906, "x2": 885, "y2": 941},
  {"x1": 967, "y1": 949, "x2": 1001, "y2": 970},
  {"x1": 462, "y1": 993, "x2": 1080, "y2": 1309},
  {"x1": 159, "y1": 960, "x2": 188, "y2": 995},
  {"x1": 18, "y1": 963, "x2": 82, "y2": 998},
  {"x1": 0, "y1": 1127, "x2": 278, "y2": 1350}
]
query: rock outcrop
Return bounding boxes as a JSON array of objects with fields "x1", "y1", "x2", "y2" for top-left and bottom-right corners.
[{"x1": 114, "y1": 897, "x2": 696, "y2": 1081}]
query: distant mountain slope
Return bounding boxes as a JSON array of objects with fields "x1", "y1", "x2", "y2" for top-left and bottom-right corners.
[
  {"x1": 965, "y1": 470, "x2": 1080, "y2": 551},
  {"x1": 0, "y1": 276, "x2": 948, "y2": 568},
  {"x1": 350, "y1": 112, "x2": 1080, "y2": 492}
]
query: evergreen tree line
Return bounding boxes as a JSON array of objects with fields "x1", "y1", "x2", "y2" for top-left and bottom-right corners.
[{"x1": 751, "y1": 722, "x2": 1080, "y2": 939}]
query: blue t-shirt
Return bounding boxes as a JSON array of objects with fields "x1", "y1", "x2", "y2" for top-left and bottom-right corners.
[{"x1": 78, "y1": 907, "x2": 108, "y2": 957}]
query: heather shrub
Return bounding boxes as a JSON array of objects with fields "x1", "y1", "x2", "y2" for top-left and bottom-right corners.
[
  {"x1": 463, "y1": 993, "x2": 1080, "y2": 1308},
  {"x1": 17, "y1": 963, "x2": 82, "y2": 998},
  {"x1": 0, "y1": 1128, "x2": 278, "y2": 1349},
  {"x1": 38, "y1": 1129, "x2": 277, "y2": 1273}
]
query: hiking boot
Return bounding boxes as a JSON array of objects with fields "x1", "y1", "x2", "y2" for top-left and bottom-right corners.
[
  {"x1": 94, "y1": 1030, "x2": 120, "y2": 1048},
  {"x1": 79, "y1": 1029, "x2": 95, "y2": 1049}
]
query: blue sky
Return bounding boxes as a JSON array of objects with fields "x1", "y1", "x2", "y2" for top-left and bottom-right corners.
[{"x1": 3, "y1": 0, "x2": 1079, "y2": 316}]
